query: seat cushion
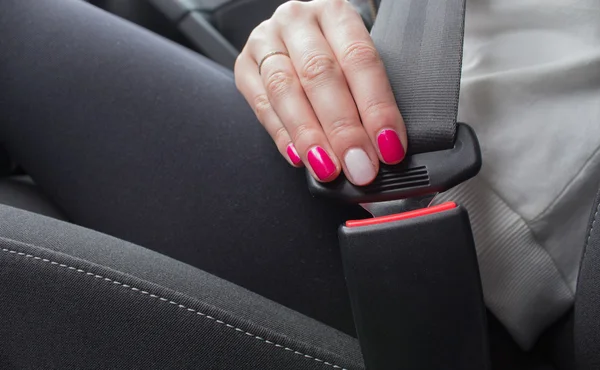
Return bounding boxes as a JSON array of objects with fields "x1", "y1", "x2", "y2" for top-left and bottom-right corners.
[{"x1": 0, "y1": 204, "x2": 363, "y2": 369}]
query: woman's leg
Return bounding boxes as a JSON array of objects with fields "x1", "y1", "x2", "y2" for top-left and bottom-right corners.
[{"x1": 0, "y1": 0, "x2": 368, "y2": 335}]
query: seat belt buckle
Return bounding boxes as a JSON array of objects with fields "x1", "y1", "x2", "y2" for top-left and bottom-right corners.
[
  {"x1": 339, "y1": 203, "x2": 490, "y2": 370},
  {"x1": 306, "y1": 122, "x2": 490, "y2": 369}
]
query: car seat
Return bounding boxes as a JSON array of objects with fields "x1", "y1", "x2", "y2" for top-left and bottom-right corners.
[{"x1": 0, "y1": 175, "x2": 593, "y2": 370}]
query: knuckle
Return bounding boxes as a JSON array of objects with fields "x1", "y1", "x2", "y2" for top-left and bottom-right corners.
[
  {"x1": 273, "y1": 126, "x2": 289, "y2": 145},
  {"x1": 327, "y1": 117, "x2": 361, "y2": 141},
  {"x1": 291, "y1": 122, "x2": 318, "y2": 145},
  {"x1": 324, "y1": 0, "x2": 348, "y2": 11},
  {"x1": 363, "y1": 99, "x2": 398, "y2": 125},
  {"x1": 247, "y1": 23, "x2": 270, "y2": 48},
  {"x1": 274, "y1": 1, "x2": 305, "y2": 20},
  {"x1": 250, "y1": 20, "x2": 268, "y2": 36},
  {"x1": 255, "y1": 19, "x2": 270, "y2": 32},
  {"x1": 252, "y1": 94, "x2": 272, "y2": 120},
  {"x1": 300, "y1": 53, "x2": 338, "y2": 86},
  {"x1": 265, "y1": 70, "x2": 294, "y2": 99},
  {"x1": 340, "y1": 41, "x2": 381, "y2": 71},
  {"x1": 320, "y1": 0, "x2": 355, "y2": 21}
]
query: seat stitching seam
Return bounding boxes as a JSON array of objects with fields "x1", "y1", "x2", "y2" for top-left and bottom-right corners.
[{"x1": 0, "y1": 247, "x2": 348, "y2": 370}]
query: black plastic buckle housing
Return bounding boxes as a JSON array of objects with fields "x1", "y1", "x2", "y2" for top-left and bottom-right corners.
[
  {"x1": 307, "y1": 122, "x2": 489, "y2": 369},
  {"x1": 340, "y1": 204, "x2": 490, "y2": 370},
  {"x1": 307, "y1": 123, "x2": 481, "y2": 204}
]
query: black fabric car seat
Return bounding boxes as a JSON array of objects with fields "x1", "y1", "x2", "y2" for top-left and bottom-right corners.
[
  {"x1": 0, "y1": 174, "x2": 585, "y2": 370},
  {"x1": 0, "y1": 198, "x2": 365, "y2": 369}
]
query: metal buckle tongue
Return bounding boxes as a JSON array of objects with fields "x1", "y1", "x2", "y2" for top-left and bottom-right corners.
[{"x1": 306, "y1": 123, "x2": 481, "y2": 216}]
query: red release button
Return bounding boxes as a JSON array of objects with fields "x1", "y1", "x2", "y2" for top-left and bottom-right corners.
[{"x1": 345, "y1": 201, "x2": 457, "y2": 228}]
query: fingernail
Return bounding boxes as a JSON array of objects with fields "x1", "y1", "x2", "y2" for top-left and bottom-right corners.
[
  {"x1": 287, "y1": 144, "x2": 302, "y2": 166},
  {"x1": 344, "y1": 148, "x2": 376, "y2": 186},
  {"x1": 307, "y1": 146, "x2": 336, "y2": 181},
  {"x1": 377, "y1": 129, "x2": 405, "y2": 163}
]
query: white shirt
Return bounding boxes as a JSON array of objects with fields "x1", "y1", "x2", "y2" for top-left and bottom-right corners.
[{"x1": 435, "y1": 0, "x2": 600, "y2": 349}]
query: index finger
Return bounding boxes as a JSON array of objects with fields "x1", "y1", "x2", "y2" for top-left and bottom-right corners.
[{"x1": 316, "y1": 0, "x2": 407, "y2": 164}]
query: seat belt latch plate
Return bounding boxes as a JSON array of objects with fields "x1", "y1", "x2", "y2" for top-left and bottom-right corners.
[{"x1": 306, "y1": 123, "x2": 481, "y2": 205}]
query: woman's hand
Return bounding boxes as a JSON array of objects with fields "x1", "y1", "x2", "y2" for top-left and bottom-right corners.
[{"x1": 235, "y1": 0, "x2": 407, "y2": 186}]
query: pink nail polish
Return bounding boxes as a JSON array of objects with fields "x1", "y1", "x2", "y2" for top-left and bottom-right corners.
[
  {"x1": 377, "y1": 129, "x2": 405, "y2": 163},
  {"x1": 287, "y1": 144, "x2": 302, "y2": 166},
  {"x1": 307, "y1": 146, "x2": 336, "y2": 181}
]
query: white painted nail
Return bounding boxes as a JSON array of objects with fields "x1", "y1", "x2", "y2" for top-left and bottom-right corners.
[{"x1": 344, "y1": 148, "x2": 376, "y2": 186}]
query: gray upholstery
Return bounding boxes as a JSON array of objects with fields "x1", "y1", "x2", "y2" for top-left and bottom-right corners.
[{"x1": 0, "y1": 205, "x2": 363, "y2": 369}]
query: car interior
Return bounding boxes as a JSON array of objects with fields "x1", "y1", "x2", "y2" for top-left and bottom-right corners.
[{"x1": 1, "y1": 1, "x2": 598, "y2": 369}]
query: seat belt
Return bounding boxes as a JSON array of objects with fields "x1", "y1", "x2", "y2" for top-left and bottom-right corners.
[
  {"x1": 148, "y1": 0, "x2": 239, "y2": 69},
  {"x1": 371, "y1": 0, "x2": 465, "y2": 154},
  {"x1": 307, "y1": 1, "x2": 491, "y2": 369}
]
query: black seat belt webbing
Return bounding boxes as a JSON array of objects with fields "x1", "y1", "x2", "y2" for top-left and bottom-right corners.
[
  {"x1": 307, "y1": 0, "x2": 478, "y2": 204},
  {"x1": 371, "y1": 0, "x2": 466, "y2": 154},
  {"x1": 330, "y1": 1, "x2": 490, "y2": 369}
]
